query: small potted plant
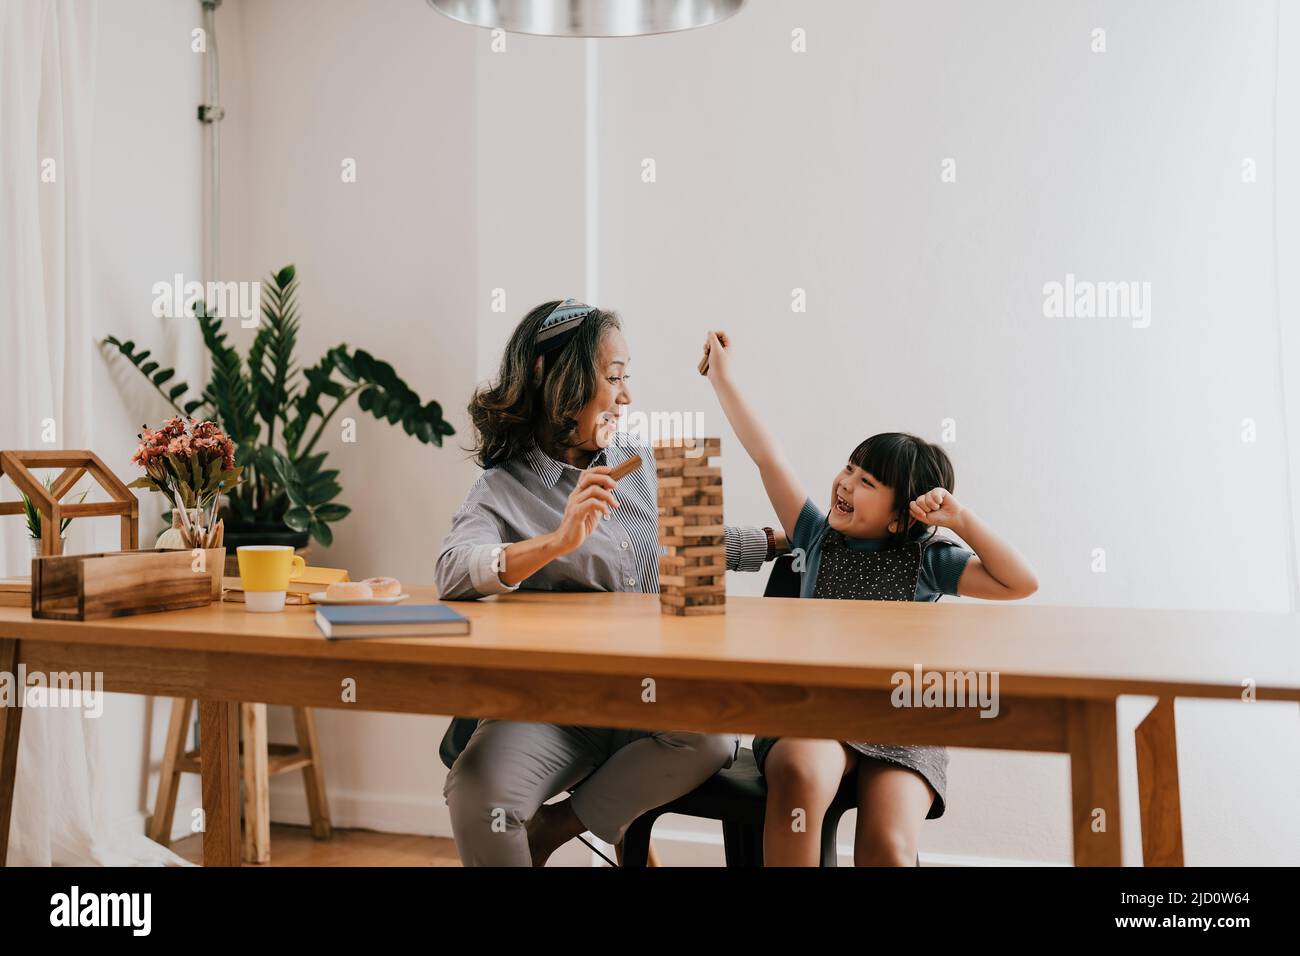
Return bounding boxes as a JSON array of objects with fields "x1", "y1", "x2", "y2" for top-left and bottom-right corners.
[
  {"x1": 128, "y1": 417, "x2": 243, "y2": 549},
  {"x1": 21, "y1": 477, "x2": 86, "y2": 558}
]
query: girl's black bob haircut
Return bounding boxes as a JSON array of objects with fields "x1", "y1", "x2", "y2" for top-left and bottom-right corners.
[{"x1": 848, "y1": 432, "x2": 956, "y2": 545}]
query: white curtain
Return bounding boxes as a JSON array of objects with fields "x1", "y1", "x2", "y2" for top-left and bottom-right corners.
[{"x1": 0, "y1": 0, "x2": 188, "y2": 866}]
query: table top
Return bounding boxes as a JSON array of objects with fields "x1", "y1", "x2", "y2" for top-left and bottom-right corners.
[{"x1": 2, "y1": 588, "x2": 1298, "y2": 701}]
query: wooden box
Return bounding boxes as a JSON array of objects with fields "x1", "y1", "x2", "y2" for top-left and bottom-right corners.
[{"x1": 31, "y1": 548, "x2": 224, "y2": 621}]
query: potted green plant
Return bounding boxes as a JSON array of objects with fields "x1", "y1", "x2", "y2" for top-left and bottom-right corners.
[
  {"x1": 21, "y1": 476, "x2": 86, "y2": 558},
  {"x1": 105, "y1": 264, "x2": 454, "y2": 548}
]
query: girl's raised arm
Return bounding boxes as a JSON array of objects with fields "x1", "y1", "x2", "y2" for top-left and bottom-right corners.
[{"x1": 702, "y1": 330, "x2": 806, "y2": 539}]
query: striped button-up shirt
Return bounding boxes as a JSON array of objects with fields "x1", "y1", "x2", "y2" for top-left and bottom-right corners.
[{"x1": 434, "y1": 434, "x2": 769, "y2": 599}]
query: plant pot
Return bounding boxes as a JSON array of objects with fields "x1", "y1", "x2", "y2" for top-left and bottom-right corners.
[
  {"x1": 29, "y1": 534, "x2": 68, "y2": 559},
  {"x1": 156, "y1": 509, "x2": 224, "y2": 550},
  {"x1": 221, "y1": 520, "x2": 311, "y2": 550}
]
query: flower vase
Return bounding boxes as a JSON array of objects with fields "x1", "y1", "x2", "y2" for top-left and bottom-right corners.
[{"x1": 155, "y1": 509, "x2": 225, "y2": 550}]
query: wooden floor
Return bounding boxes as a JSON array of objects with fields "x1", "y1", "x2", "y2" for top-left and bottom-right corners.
[{"x1": 171, "y1": 824, "x2": 463, "y2": 866}]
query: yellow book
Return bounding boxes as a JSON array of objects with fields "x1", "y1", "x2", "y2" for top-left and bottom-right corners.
[{"x1": 222, "y1": 566, "x2": 349, "y2": 603}]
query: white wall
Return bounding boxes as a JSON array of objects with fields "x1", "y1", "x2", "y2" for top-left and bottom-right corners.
[
  {"x1": 592, "y1": 0, "x2": 1299, "y2": 864},
  {"x1": 78, "y1": 0, "x2": 1298, "y2": 865},
  {"x1": 475, "y1": 32, "x2": 589, "y2": 382},
  {"x1": 1281, "y1": 0, "x2": 1300, "y2": 612}
]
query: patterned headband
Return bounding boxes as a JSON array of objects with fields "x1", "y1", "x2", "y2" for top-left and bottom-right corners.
[{"x1": 534, "y1": 298, "x2": 595, "y2": 357}]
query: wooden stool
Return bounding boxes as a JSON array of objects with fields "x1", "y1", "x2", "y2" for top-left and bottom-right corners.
[{"x1": 148, "y1": 698, "x2": 332, "y2": 863}]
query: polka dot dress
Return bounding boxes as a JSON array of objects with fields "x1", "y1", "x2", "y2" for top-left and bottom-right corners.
[
  {"x1": 753, "y1": 530, "x2": 950, "y2": 819},
  {"x1": 812, "y1": 532, "x2": 924, "y2": 600}
]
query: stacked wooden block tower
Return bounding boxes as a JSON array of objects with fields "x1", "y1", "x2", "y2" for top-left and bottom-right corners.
[{"x1": 654, "y1": 437, "x2": 725, "y2": 616}]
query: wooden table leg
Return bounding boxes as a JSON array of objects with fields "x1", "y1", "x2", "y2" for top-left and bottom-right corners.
[
  {"x1": 241, "y1": 703, "x2": 271, "y2": 863},
  {"x1": 1135, "y1": 696, "x2": 1184, "y2": 866},
  {"x1": 199, "y1": 700, "x2": 240, "y2": 867},
  {"x1": 0, "y1": 639, "x2": 22, "y2": 868},
  {"x1": 1067, "y1": 698, "x2": 1123, "y2": 866}
]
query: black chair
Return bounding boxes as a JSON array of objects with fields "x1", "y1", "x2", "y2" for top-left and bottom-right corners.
[
  {"x1": 762, "y1": 551, "x2": 803, "y2": 598},
  {"x1": 437, "y1": 553, "x2": 859, "y2": 866},
  {"x1": 619, "y1": 744, "x2": 859, "y2": 867},
  {"x1": 438, "y1": 715, "x2": 480, "y2": 773}
]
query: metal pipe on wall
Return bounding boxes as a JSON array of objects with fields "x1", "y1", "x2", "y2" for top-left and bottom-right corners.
[{"x1": 199, "y1": 0, "x2": 224, "y2": 286}]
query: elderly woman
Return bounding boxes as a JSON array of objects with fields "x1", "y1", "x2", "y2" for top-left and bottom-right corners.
[{"x1": 435, "y1": 299, "x2": 775, "y2": 866}]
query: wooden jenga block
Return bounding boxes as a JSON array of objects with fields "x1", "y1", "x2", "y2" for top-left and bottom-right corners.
[{"x1": 653, "y1": 438, "x2": 725, "y2": 617}]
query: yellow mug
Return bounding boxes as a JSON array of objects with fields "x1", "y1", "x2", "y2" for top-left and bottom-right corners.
[{"x1": 237, "y1": 545, "x2": 306, "y2": 612}]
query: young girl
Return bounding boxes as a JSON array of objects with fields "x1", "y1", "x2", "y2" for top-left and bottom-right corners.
[{"x1": 701, "y1": 330, "x2": 1038, "y2": 867}]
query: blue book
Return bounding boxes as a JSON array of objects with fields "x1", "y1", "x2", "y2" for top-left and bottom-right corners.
[{"x1": 315, "y1": 603, "x2": 470, "y2": 639}]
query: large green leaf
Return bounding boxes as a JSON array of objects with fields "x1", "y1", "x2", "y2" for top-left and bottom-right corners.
[
  {"x1": 248, "y1": 264, "x2": 301, "y2": 434},
  {"x1": 194, "y1": 302, "x2": 259, "y2": 446},
  {"x1": 102, "y1": 336, "x2": 197, "y2": 415},
  {"x1": 284, "y1": 350, "x2": 343, "y2": 454},
  {"x1": 297, "y1": 453, "x2": 328, "y2": 480},
  {"x1": 330, "y1": 345, "x2": 454, "y2": 450},
  {"x1": 306, "y1": 480, "x2": 342, "y2": 506},
  {"x1": 308, "y1": 468, "x2": 339, "y2": 488},
  {"x1": 283, "y1": 507, "x2": 312, "y2": 532},
  {"x1": 308, "y1": 519, "x2": 334, "y2": 547}
]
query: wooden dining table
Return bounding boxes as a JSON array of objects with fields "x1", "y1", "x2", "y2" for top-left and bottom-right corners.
[{"x1": 3, "y1": 588, "x2": 1298, "y2": 867}]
